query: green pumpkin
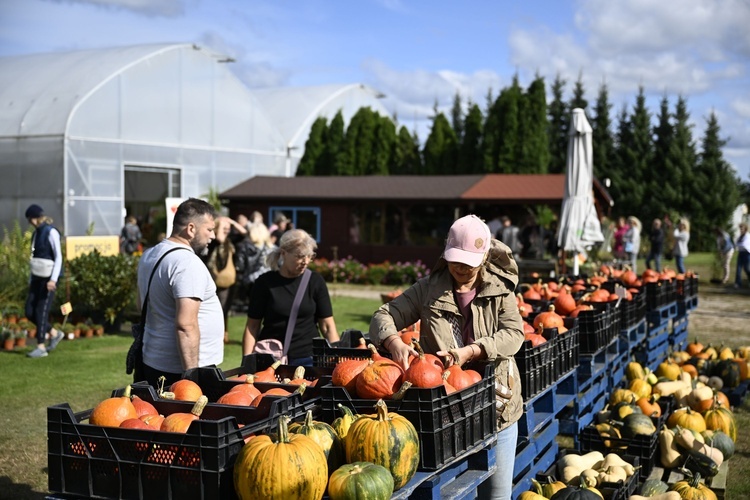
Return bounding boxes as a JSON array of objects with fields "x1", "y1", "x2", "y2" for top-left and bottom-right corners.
[
  {"x1": 712, "y1": 359, "x2": 740, "y2": 388},
  {"x1": 702, "y1": 429, "x2": 735, "y2": 460},
  {"x1": 288, "y1": 410, "x2": 345, "y2": 474},
  {"x1": 621, "y1": 412, "x2": 656, "y2": 438},
  {"x1": 328, "y1": 462, "x2": 394, "y2": 500},
  {"x1": 610, "y1": 401, "x2": 643, "y2": 422},
  {"x1": 639, "y1": 478, "x2": 670, "y2": 496},
  {"x1": 344, "y1": 400, "x2": 419, "y2": 491}
]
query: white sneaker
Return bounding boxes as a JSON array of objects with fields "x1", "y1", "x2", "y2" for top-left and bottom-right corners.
[
  {"x1": 48, "y1": 330, "x2": 65, "y2": 350},
  {"x1": 27, "y1": 347, "x2": 48, "y2": 358}
]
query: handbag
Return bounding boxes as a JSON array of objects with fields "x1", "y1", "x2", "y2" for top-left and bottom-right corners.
[
  {"x1": 624, "y1": 242, "x2": 634, "y2": 253},
  {"x1": 126, "y1": 247, "x2": 188, "y2": 383},
  {"x1": 209, "y1": 244, "x2": 236, "y2": 288},
  {"x1": 30, "y1": 257, "x2": 54, "y2": 278},
  {"x1": 254, "y1": 269, "x2": 311, "y2": 364}
]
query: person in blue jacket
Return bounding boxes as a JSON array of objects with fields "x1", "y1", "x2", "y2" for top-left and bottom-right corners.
[{"x1": 24, "y1": 204, "x2": 65, "y2": 358}]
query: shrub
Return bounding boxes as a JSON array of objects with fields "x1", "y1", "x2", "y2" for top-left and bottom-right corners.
[
  {"x1": 309, "y1": 257, "x2": 429, "y2": 286},
  {"x1": 0, "y1": 221, "x2": 33, "y2": 305}
]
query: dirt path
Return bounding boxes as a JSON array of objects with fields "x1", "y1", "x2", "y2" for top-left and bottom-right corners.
[{"x1": 688, "y1": 284, "x2": 750, "y2": 347}]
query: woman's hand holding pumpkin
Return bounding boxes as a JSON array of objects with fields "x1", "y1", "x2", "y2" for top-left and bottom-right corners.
[{"x1": 383, "y1": 335, "x2": 416, "y2": 370}]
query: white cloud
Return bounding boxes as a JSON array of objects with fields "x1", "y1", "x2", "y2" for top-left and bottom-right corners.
[{"x1": 44, "y1": 0, "x2": 189, "y2": 17}]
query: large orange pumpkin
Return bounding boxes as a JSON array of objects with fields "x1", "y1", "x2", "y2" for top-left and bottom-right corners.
[
  {"x1": 233, "y1": 415, "x2": 328, "y2": 500},
  {"x1": 356, "y1": 360, "x2": 405, "y2": 399},
  {"x1": 160, "y1": 395, "x2": 208, "y2": 433},
  {"x1": 90, "y1": 385, "x2": 138, "y2": 427}
]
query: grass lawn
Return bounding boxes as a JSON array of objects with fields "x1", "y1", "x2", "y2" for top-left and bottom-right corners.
[{"x1": 1, "y1": 254, "x2": 748, "y2": 498}]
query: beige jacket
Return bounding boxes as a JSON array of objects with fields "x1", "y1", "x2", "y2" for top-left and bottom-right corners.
[{"x1": 370, "y1": 239, "x2": 525, "y2": 430}]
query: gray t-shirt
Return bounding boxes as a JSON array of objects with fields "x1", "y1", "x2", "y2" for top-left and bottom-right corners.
[{"x1": 138, "y1": 239, "x2": 224, "y2": 373}]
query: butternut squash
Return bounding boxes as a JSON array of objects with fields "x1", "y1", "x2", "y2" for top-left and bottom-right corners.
[
  {"x1": 557, "y1": 451, "x2": 604, "y2": 480},
  {"x1": 652, "y1": 379, "x2": 689, "y2": 397},
  {"x1": 598, "y1": 465, "x2": 627, "y2": 484},
  {"x1": 659, "y1": 428, "x2": 683, "y2": 468},
  {"x1": 674, "y1": 427, "x2": 724, "y2": 467},
  {"x1": 600, "y1": 453, "x2": 637, "y2": 477}
]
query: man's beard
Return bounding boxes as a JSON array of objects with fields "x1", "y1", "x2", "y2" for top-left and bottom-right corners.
[{"x1": 192, "y1": 240, "x2": 209, "y2": 256}]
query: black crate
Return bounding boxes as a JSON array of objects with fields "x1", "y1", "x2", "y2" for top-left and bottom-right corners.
[
  {"x1": 621, "y1": 289, "x2": 647, "y2": 329},
  {"x1": 537, "y1": 451, "x2": 640, "y2": 500},
  {"x1": 183, "y1": 355, "x2": 331, "y2": 407},
  {"x1": 576, "y1": 303, "x2": 612, "y2": 354},
  {"x1": 556, "y1": 317, "x2": 580, "y2": 376},
  {"x1": 645, "y1": 280, "x2": 676, "y2": 311},
  {"x1": 47, "y1": 390, "x2": 296, "y2": 500},
  {"x1": 312, "y1": 329, "x2": 376, "y2": 368},
  {"x1": 318, "y1": 362, "x2": 496, "y2": 471},
  {"x1": 516, "y1": 327, "x2": 558, "y2": 400}
]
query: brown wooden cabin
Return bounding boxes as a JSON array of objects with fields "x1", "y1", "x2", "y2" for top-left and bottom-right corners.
[{"x1": 221, "y1": 174, "x2": 613, "y2": 269}]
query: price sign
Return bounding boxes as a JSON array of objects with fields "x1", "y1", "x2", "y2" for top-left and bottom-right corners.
[{"x1": 60, "y1": 302, "x2": 73, "y2": 315}]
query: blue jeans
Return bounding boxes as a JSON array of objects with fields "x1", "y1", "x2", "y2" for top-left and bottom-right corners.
[
  {"x1": 477, "y1": 421, "x2": 518, "y2": 500},
  {"x1": 675, "y1": 255, "x2": 686, "y2": 274},
  {"x1": 737, "y1": 251, "x2": 750, "y2": 286},
  {"x1": 645, "y1": 251, "x2": 662, "y2": 272}
]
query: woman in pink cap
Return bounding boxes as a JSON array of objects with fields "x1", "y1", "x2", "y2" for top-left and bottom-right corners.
[{"x1": 371, "y1": 214, "x2": 524, "y2": 499}]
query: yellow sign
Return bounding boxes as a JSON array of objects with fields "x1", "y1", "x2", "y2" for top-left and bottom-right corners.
[
  {"x1": 65, "y1": 236, "x2": 120, "y2": 260},
  {"x1": 60, "y1": 302, "x2": 73, "y2": 315}
]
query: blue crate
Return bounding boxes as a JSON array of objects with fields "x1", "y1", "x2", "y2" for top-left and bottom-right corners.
[
  {"x1": 678, "y1": 295, "x2": 698, "y2": 316},
  {"x1": 559, "y1": 384, "x2": 607, "y2": 440},
  {"x1": 621, "y1": 318, "x2": 647, "y2": 351},
  {"x1": 720, "y1": 380, "x2": 750, "y2": 408},
  {"x1": 609, "y1": 350, "x2": 629, "y2": 393},
  {"x1": 577, "y1": 336, "x2": 617, "y2": 389},
  {"x1": 646, "y1": 320, "x2": 671, "y2": 350},
  {"x1": 393, "y1": 435, "x2": 497, "y2": 500},
  {"x1": 517, "y1": 369, "x2": 577, "y2": 438},
  {"x1": 513, "y1": 419, "x2": 559, "y2": 499},
  {"x1": 647, "y1": 301, "x2": 678, "y2": 327}
]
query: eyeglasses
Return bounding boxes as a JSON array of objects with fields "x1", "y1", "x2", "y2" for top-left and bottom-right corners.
[
  {"x1": 293, "y1": 252, "x2": 316, "y2": 261},
  {"x1": 447, "y1": 261, "x2": 479, "y2": 272}
]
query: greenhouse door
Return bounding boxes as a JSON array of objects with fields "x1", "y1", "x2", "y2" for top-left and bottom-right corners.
[{"x1": 124, "y1": 166, "x2": 181, "y2": 243}]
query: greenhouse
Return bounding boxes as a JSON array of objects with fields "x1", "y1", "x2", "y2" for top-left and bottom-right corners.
[{"x1": 0, "y1": 44, "x2": 389, "y2": 237}]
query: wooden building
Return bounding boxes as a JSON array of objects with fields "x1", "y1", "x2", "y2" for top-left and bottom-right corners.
[{"x1": 221, "y1": 174, "x2": 613, "y2": 268}]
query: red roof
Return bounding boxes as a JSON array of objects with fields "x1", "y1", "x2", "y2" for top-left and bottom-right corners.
[{"x1": 463, "y1": 174, "x2": 565, "y2": 202}]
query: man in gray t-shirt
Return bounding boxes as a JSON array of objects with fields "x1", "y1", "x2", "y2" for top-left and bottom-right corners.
[{"x1": 136, "y1": 198, "x2": 224, "y2": 388}]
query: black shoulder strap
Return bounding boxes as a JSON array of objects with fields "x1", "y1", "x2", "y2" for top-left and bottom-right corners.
[{"x1": 139, "y1": 246, "x2": 189, "y2": 327}]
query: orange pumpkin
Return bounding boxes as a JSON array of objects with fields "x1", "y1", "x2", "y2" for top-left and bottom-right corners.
[
  {"x1": 160, "y1": 395, "x2": 208, "y2": 433},
  {"x1": 636, "y1": 396, "x2": 661, "y2": 418},
  {"x1": 90, "y1": 385, "x2": 138, "y2": 427},
  {"x1": 533, "y1": 305, "x2": 565, "y2": 331},
  {"x1": 667, "y1": 407, "x2": 706, "y2": 433},
  {"x1": 168, "y1": 379, "x2": 203, "y2": 402},
  {"x1": 404, "y1": 340, "x2": 444, "y2": 388}
]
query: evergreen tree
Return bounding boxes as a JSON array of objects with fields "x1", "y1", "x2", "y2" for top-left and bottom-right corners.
[
  {"x1": 459, "y1": 102, "x2": 484, "y2": 173},
  {"x1": 665, "y1": 96, "x2": 696, "y2": 219},
  {"x1": 369, "y1": 114, "x2": 396, "y2": 175},
  {"x1": 344, "y1": 108, "x2": 378, "y2": 175},
  {"x1": 548, "y1": 74, "x2": 568, "y2": 173},
  {"x1": 296, "y1": 117, "x2": 327, "y2": 176},
  {"x1": 393, "y1": 125, "x2": 422, "y2": 175},
  {"x1": 609, "y1": 104, "x2": 633, "y2": 214},
  {"x1": 692, "y1": 111, "x2": 741, "y2": 250},
  {"x1": 482, "y1": 89, "x2": 501, "y2": 172},
  {"x1": 649, "y1": 95, "x2": 677, "y2": 221},
  {"x1": 569, "y1": 71, "x2": 588, "y2": 112},
  {"x1": 624, "y1": 87, "x2": 653, "y2": 215},
  {"x1": 592, "y1": 81, "x2": 616, "y2": 184},
  {"x1": 451, "y1": 91, "x2": 464, "y2": 144},
  {"x1": 519, "y1": 75, "x2": 549, "y2": 173},
  {"x1": 324, "y1": 111, "x2": 347, "y2": 175},
  {"x1": 423, "y1": 112, "x2": 458, "y2": 175},
  {"x1": 496, "y1": 76, "x2": 522, "y2": 173}
]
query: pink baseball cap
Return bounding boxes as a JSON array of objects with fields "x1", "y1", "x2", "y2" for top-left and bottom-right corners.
[{"x1": 443, "y1": 215, "x2": 491, "y2": 267}]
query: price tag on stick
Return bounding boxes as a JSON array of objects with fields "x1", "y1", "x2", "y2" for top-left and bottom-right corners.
[{"x1": 60, "y1": 302, "x2": 73, "y2": 326}]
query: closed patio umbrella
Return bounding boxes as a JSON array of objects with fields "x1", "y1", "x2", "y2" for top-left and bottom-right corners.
[{"x1": 557, "y1": 108, "x2": 604, "y2": 275}]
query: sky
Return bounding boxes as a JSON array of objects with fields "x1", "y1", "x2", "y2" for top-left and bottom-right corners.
[{"x1": 1, "y1": 0, "x2": 749, "y2": 180}]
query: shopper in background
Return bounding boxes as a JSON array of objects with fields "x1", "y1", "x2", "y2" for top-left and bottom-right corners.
[
  {"x1": 242, "y1": 229, "x2": 339, "y2": 366},
  {"x1": 269, "y1": 213, "x2": 290, "y2": 245},
  {"x1": 612, "y1": 216, "x2": 630, "y2": 264},
  {"x1": 645, "y1": 218, "x2": 664, "y2": 272},
  {"x1": 624, "y1": 216, "x2": 642, "y2": 273},
  {"x1": 496, "y1": 216, "x2": 522, "y2": 257},
  {"x1": 24, "y1": 204, "x2": 65, "y2": 358},
  {"x1": 714, "y1": 226, "x2": 735, "y2": 285},
  {"x1": 120, "y1": 215, "x2": 142, "y2": 255},
  {"x1": 206, "y1": 217, "x2": 237, "y2": 344},
  {"x1": 137, "y1": 198, "x2": 223, "y2": 388},
  {"x1": 673, "y1": 219, "x2": 690, "y2": 274},
  {"x1": 735, "y1": 222, "x2": 749, "y2": 289},
  {"x1": 371, "y1": 214, "x2": 524, "y2": 500},
  {"x1": 236, "y1": 223, "x2": 275, "y2": 306}
]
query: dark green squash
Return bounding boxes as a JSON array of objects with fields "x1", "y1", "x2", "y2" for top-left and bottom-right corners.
[
  {"x1": 621, "y1": 412, "x2": 657, "y2": 438},
  {"x1": 610, "y1": 400, "x2": 643, "y2": 422},
  {"x1": 288, "y1": 410, "x2": 344, "y2": 474},
  {"x1": 702, "y1": 429, "x2": 735, "y2": 460},
  {"x1": 328, "y1": 462, "x2": 394, "y2": 500},
  {"x1": 712, "y1": 359, "x2": 740, "y2": 388},
  {"x1": 550, "y1": 484, "x2": 602, "y2": 500}
]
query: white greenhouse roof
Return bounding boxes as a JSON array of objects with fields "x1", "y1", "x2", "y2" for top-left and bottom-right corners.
[
  {"x1": 253, "y1": 83, "x2": 390, "y2": 149},
  {"x1": 0, "y1": 43, "x2": 215, "y2": 137}
]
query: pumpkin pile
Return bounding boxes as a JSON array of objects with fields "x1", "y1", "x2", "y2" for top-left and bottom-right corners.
[
  {"x1": 233, "y1": 400, "x2": 419, "y2": 499},
  {"x1": 330, "y1": 340, "x2": 481, "y2": 399}
]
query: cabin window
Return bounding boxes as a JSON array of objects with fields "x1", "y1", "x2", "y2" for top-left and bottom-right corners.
[{"x1": 268, "y1": 207, "x2": 321, "y2": 241}]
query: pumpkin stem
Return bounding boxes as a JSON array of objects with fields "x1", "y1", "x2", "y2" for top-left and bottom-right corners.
[
  {"x1": 293, "y1": 383, "x2": 307, "y2": 396},
  {"x1": 292, "y1": 366, "x2": 306, "y2": 380},
  {"x1": 277, "y1": 415, "x2": 292, "y2": 444},
  {"x1": 337, "y1": 403, "x2": 356, "y2": 419},
  {"x1": 391, "y1": 381, "x2": 412, "y2": 400},
  {"x1": 304, "y1": 409, "x2": 314, "y2": 426},
  {"x1": 374, "y1": 399, "x2": 390, "y2": 421},
  {"x1": 123, "y1": 385, "x2": 132, "y2": 399},
  {"x1": 190, "y1": 395, "x2": 208, "y2": 417},
  {"x1": 244, "y1": 374, "x2": 256, "y2": 384},
  {"x1": 530, "y1": 478, "x2": 544, "y2": 495},
  {"x1": 411, "y1": 339, "x2": 425, "y2": 357}
]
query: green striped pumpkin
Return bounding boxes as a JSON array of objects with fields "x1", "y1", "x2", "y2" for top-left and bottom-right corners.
[
  {"x1": 344, "y1": 399, "x2": 419, "y2": 490},
  {"x1": 289, "y1": 409, "x2": 344, "y2": 474},
  {"x1": 328, "y1": 462, "x2": 394, "y2": 500},
  {"x1": 233, "y1": 415, "x2": 327, "y2": 500}
]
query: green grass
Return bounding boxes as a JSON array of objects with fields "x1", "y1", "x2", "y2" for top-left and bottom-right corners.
[{"x1": 0, "y1": 294, "x2": 382, "y2": 499}]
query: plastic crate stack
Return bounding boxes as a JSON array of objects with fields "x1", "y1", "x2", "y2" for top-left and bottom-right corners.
[
  {"x1": 633, "y1": 280, "x2": 678, "y2": 373},
  {"x1": 512, "y1": 315, "x2": 580, "y2": 499}
]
